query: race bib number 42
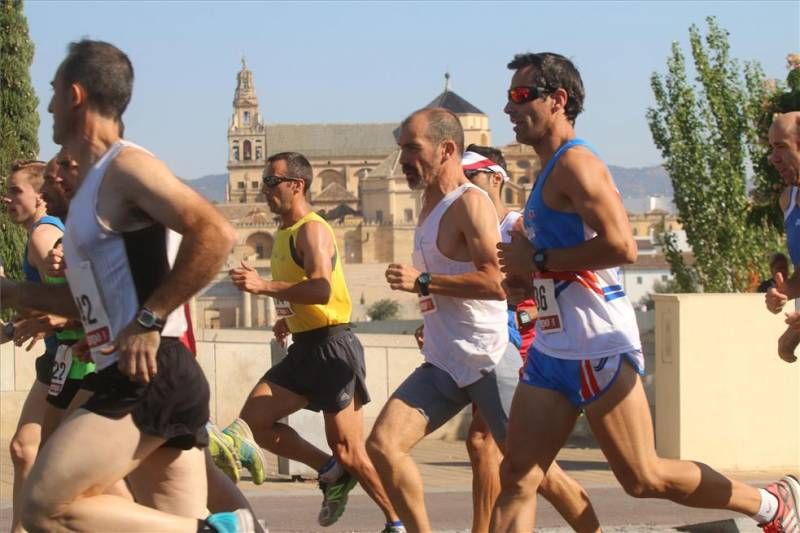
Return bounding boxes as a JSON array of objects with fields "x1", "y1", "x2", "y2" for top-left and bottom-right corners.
[
  {"x1": 533, "y1": 278, "x2": 563, "y2": 334},
  {"x1": 74, "y1": 261, "x2": 114, "y2": 359}
]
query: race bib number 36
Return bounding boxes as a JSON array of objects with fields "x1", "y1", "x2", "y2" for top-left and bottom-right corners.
[{"x1": 533, "y1": 278, "x2": 563, "y2": 334}]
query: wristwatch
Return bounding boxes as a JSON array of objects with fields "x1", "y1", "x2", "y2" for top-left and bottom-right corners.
[
  {"x1": 416, "y1": 272, "x2": 432, "y2": 296},
  {"x1": 533, "y1": 249, "x2": 548, "y2": 272},
  {"x1": 135, "y1": 307, "x2": 165, "y2": 332}
]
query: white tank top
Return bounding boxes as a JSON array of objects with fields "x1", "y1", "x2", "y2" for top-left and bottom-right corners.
[
  {"x1": 499, "y1": 211, "x2": 522, "y2": 243},
  {"x1": 412, "y1": 183, "x2": 508, "y2": 387},
  {"x1": 63, "y1": 140, "x2": 187, "y2": 370}
]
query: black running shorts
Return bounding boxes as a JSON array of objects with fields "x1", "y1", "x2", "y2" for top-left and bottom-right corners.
[
  {"x1": 35, "y1": 351, "x2": 55, "y2": 385},
  {"x1": 81, "y1": 338, "x2": 210, "y2": 449},
  {"x1": 264, "y1": 324, "x2": 370, "y2": 413}
]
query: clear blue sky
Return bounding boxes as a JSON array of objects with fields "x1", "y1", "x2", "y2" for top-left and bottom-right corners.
[{"x1": 26, "y1": 1, "x2": 799, "y2": 180}]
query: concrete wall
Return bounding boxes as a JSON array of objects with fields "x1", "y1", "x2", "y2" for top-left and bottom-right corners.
[{"x1": 654, "y1": 293, "x2": 800, "y2": 471}]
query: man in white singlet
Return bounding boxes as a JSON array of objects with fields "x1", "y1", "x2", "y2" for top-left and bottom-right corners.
[
  {"x1": 1, "y1": 39, "x2": 254, "y2": 532},
  {"x1": 491, "y1": 51, "x2": 799, "y2": 532},
  {"x1": 366, "y1": 108, "x2": 599, "y2": 532}
]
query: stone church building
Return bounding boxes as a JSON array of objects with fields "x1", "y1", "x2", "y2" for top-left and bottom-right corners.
[{"x1": 197, "y1": 60, "x2": 540, "y2": 328}]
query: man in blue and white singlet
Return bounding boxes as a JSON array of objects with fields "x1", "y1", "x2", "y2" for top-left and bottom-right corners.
[
  {"x1": 492, "y1": 52, "x2": 799, "y2": 532},
  {"x1": 765, "y1": 111, "x2": 800, "y2": 363}
]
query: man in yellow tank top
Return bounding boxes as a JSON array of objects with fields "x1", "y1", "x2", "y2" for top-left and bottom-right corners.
[{"x1": 220, "y1": 152, "x2": 404, "y2": 532}]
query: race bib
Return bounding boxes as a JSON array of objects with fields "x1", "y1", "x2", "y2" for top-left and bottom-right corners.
[
  {"x1": 74, "y1": 261, "x2": 114, "y2": 360},
  {"x1": 49, "y1": 345, "x2": 73, "y2": 396},
  {"x1": 418, "y1": 294, "x2": 438, "y2": 315},
  {"x1": 533, "y1": 278, "x2": 563, "y2": 334},
  {"x1": 274, "y1": 298, "x2": 295, "y2": 318}
]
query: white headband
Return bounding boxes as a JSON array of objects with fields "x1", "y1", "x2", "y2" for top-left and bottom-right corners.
[{"x1": 461, "y1": 151, "x2": 509, "y2": 182}]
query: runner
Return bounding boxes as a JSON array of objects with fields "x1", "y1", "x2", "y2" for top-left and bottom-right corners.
[
  {"x1": 366, "y1": 108, "x2": 599, "y2": 533},
  {"x1": 491, "y1": 51, "x2": 799, "y2": 532},
  {"x1": 214, "y1": 151, "x2": 404, "y2": 532},
  {"x1": 1, "y1": 39, "x2": 253, "y2": 532},
  {"x1": 765, "y1": 111, "x2": 800, "y2": 363},
  {"x1": 2, "y1": 159, "x2": 69, "y2": 533}
]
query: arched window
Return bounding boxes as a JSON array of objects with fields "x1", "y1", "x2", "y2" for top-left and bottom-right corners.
[
  {"x1": 233, "y1": 145, "x2": 239, "y2": 161},
  {"x1": 243, "y1": 140, "x2": 252, "y2": 160},
  {"x1": 243, "y1": 111, "x2": 251, "y2": 125},
  {"x1": 256, "y1": 146, "x2": 262, "y2": 160},
  {"x1": 245, "y1": 232, "x2": 274, "y2": 259},
  {"x1": 319, "y1": 169, "x2": 346, "y2": 190}
]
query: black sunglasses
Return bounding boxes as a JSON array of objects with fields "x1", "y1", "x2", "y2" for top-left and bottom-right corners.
[
  {"x1": 464, "y1": 169, "x2": 494, "y2": 180},
  {"x1": 507, "y1": 86, "x2": 551, "y2": 104},
  {"x1": 262, "y1": 175, "x2": 304, "y2": 188}
]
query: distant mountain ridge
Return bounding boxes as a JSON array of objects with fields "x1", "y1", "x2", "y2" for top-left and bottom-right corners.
[{"x1": 185, "y1": 165, "x2": 672, "y2": 205}]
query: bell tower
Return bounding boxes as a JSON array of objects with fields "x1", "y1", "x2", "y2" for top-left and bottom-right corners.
[{"x1": 227, "y1": 57, "x2": 267, "y2": 203}]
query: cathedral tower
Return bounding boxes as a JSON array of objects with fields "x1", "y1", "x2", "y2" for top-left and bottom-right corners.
[{"x1": 227, "y1": 58, "x2": 267, "y2": 203}]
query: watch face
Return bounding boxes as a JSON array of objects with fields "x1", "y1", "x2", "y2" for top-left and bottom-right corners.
[
  {"x1": 419, "y1": 273, "x2": 431, "y2": 285},
  {"x1": 137, "y1": 309, "x2": 156, "y2": 327}
]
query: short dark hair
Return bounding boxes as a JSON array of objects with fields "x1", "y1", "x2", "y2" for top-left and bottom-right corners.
[
  {"x1": 58, "y1": 39, "x2": 134, "y2": 121},
  {"x1": 266, "y1": 152, "x2": 313, "y2": 195},
  {"x1": 507, "y1": 52, "x2": 585, "y2": 124},
  {"x1": 9, "y1": 160, "x2": 46, "y2": 192},
  {"x1": 402, "y1": 108, "x2": 465, "y2": 155},
  {"x1": 769, "y1": 252, "x2": 789, "y2": 268},
  {"x1": 465, "y1": 144, "x2": 507, "y2": 172}
]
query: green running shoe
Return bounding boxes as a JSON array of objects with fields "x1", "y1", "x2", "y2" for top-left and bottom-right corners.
[
  {"x1": 207, "y1": 422, "x2": 240, "y2": 483},
  {"x1": 318, "y1": 470, "x2": 358, "y2": 526},
  {"x1": 224, "y1": 419, "x2": 267, "y2": 485}
]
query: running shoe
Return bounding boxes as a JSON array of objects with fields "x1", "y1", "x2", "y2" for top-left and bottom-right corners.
[
  {"x1": 381, "y1": 521, "x2": 407, "y2": 532},
  {"x1": 224, "y1": 419, "x2": 267, "y2": 485},
  {"x1": 206, "y1": 508, "x2": 257, "y2": 533},
  {"x1": 761, "y1": 475, "x2": 800, "y2": 533},
  {"x1": 207, "y1": 421, "x2": 241, "y2": 483},
  {"x1": 318, "y1": 469, "x2": 358, "y2": 526}
]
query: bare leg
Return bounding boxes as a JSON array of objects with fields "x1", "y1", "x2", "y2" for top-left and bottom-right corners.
[
  {"x1": 240, "y1": 380, "x2": 330, "y2": 470},
  {"x1": 584, "y1": 363, "x2": 762, "y2": 514},
  {"x1": 127, "y1": 446, "x2": 207, "y2": 518},
  {"x1": 324, "y1": 396, "x2": 400, "y2": 522},
  {"x1": 465, "y1": 411, "x2": 501, "y2": 533},
  {"x1": 20, "y1": 409, "x2": 205, "y2": 532},
  {"x1": 10, "y1": 381, "x2": 48, "y2": 533},
  {"x1": 491, "y1": 384, "x2": 580, "y2": 532},
  {"x1": 367, "y1": 398, "x2": 430, "y2": 532}
]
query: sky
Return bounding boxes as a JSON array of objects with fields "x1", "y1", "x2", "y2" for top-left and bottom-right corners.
[{"x1": 25, "y1": 1, "x2": 799, "y2": 180}]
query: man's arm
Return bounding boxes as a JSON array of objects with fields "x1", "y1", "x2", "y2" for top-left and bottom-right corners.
[
  {"x1": 0, "y1": 278, "x2": 78, "y2": 317},
  {"x1": 112, "y1": 149, "x2": 237, "y2": 318},
  {"x1": 386, "y1": 190, "x2": 505, "y2": 300},
  {"x1": 231, "y1": 220, "x2": 334, "y2": 305},
  {"x1": 545, "y1": 150, "x2": 637, "y2": 271}
]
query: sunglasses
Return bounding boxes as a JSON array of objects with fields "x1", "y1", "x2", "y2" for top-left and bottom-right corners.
[
  {"x1": 262, "y1": 175, "x2": 303, "y2": 188},
  {"x1": 464, "y1": 169, "x2": 493, "y2": 180},
  {"x1": 507, "y1": 86, "x2": 551, "y2": 105}
]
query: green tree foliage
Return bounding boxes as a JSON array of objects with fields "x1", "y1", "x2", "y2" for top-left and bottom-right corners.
[
  {"x1": 0, "y1": 0, "x2": 40, "y2": 285},
  {"x1": 748, "y1": 54, "x2": 800, "y2": 231},
  {"x1": 366, "y1": 298, "x2": 400, "y2": 321},
  {"x1": 647, "y1": 16, "x2": 782, "y2": 292}
]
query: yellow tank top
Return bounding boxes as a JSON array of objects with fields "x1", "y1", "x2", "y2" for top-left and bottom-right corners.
[{"x1": 271, "y1": 211, "x2": 352, "y2": 333}]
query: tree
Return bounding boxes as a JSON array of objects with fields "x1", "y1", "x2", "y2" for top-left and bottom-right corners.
[
  {"x1": 0, "y1": 0, "x2": 40, "y2": 288},
  {"x1": 366, "y1": 299, "x2": 400, "y2": 321},
  {"x1": 647, "y1": 16, "x2": 782, "y2": 292}
]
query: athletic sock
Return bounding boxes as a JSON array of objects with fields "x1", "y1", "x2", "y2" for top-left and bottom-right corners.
[
  {"x1": 197, "y1": 519, "x2": 215, "y2": 532},
  {"x1": 318, "y1": 456, "x2": 343, "y2": 483},
  {"x1": 386, "y1": 520, "x2": 405, "y2": 527},
  {"x1": 752, "y1": 488, "x2": 780, "y2": 524}
]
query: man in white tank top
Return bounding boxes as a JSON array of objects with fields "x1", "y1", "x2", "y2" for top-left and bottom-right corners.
[
  {"x1": 366, "y1": 109, "x2": 598, "y2": 532},
  {"x1": 1, "y1": 40, "x2": 256, "y2": 532},
  {"x1": 492, "y1": 52, "x2": 799, "y2": 532}
]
